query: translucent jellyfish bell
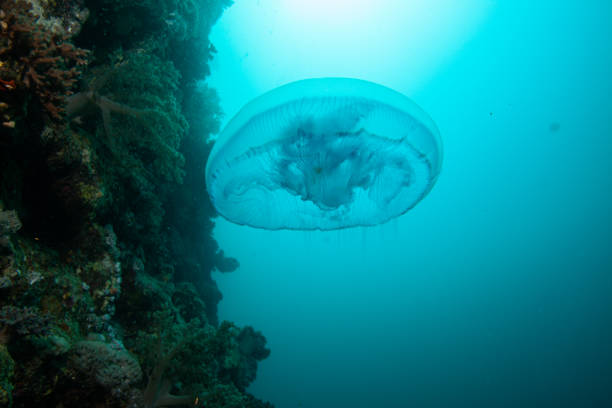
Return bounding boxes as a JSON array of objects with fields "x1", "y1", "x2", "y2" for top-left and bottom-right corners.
[{"x1": 205, "y1": 78, "x2": 442, "y2": 230}]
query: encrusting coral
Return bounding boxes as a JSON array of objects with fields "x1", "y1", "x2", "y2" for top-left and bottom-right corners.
[
  {"x1": 0, "y1": 306, "x2": 53, "y2": 337},
  {"x1": 70, "y1": 339, "x2": 143, "y2": 395}
]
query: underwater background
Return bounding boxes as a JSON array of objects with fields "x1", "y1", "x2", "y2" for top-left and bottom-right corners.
[
  {"x1": 0, "y1": 0, "x2": 610, "y2": 407},
  {"x1": 208, "y1": 1, "x2": 612, "y2": 407}
]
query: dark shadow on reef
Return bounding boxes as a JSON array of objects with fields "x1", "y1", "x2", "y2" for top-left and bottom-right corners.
[{"x1": 0, "y1": 0, "x2": 272, "y2": 407}]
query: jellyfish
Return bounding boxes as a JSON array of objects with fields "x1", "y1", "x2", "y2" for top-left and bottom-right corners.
[{"x1": 205, "y1": 78, "x2": 442, "y2": 230}]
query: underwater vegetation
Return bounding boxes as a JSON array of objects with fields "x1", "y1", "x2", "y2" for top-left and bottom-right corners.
[
  {"x1": 0, "y1": 0, "x2": 88, "y2": 122},
  {"x1": 206, "y1": 78, "x2": 442, "y2": 230},
  {"x1": 0, "y1": 0, "x2": 272, "y2": 407}
]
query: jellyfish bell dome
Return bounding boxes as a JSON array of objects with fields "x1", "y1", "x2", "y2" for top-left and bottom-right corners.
[{"x1": 205, "y1": 78, "x2": 442, "y2": 230}]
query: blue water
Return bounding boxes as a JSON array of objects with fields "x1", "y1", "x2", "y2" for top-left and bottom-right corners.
[{"x1": 206, "y1": 1, "x2": 612, "y2": 407}]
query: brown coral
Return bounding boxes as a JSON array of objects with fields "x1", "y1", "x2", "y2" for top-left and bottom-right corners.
[{"x1": 0, "y1": 0, "x2": 88, "y2": 121}]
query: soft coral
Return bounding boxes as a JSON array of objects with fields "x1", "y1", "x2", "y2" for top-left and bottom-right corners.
[
  {"x1": 66, "y1": 70, "x2": 149, "y2": 138},
  {"x1": 141, "y1": 336, "x2": 198, "y2": 408}
]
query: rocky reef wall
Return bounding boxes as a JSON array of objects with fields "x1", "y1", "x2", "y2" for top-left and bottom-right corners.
[{"x1": 0, "y1": 0, "x2": 271, "y2": 406}]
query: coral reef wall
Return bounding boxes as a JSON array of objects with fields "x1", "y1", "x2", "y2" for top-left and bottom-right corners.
[{"x1": 0, "y1": 0, "x2": 272, "y2": 407}]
